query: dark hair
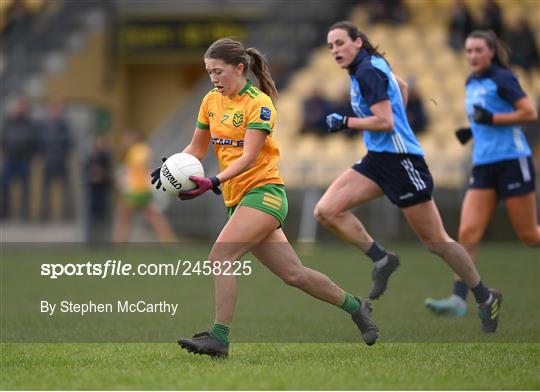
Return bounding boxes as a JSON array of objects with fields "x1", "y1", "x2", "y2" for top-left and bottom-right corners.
[
  {"x1": 205, "y1": 38, "x2": 278, "y2": 105},
  {"x1": 467, "y1": 30, "x2": 510, "y2": 68},
  {"x1": 328, "y1": 21, "x2": 386, "y2": 61}
]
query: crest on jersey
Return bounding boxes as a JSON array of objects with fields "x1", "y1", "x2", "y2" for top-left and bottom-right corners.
[
  {"x1": 233, "y1": 112, "x2": 244, "y2": 127},
  {"x1": 260, "y1": 107, "x2": 271, "y2": 121}
]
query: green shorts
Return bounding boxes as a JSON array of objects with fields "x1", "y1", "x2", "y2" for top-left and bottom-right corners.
[
  {"x1": 123, "y1": 191, "x2": 152, "y2": 208},
  {"x1": 227, "y1": 184, "x2": 288, "y2": 226}
]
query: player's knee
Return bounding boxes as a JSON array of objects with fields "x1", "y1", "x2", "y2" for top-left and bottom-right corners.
[
  {"x1": 314, "y1": 203, "x2": 330, "y2": 223},
  {"x1": 314, "y1": 203, "x2": 338, "y2": 225},
  {"x1": 281, "y1": 269, "x2": 308, "y2": 288}
]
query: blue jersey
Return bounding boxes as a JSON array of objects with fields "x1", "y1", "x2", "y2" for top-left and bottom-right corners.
[
  {"x1": 465, "y1": 64, "x2": 531, "y2": 165},
  {"x1": 348, "y1": 48, "x2": 424, "y2": 156}
]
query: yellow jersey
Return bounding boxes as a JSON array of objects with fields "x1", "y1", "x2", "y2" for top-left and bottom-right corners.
[
  {"x1": 124, "y1": 142, "x2": 151, "y2": 193},
  {"x1": 196, "y1": 81, "x2": 284, "y2": 207}
]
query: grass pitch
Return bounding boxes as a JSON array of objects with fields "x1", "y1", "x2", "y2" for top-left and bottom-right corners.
[
  {"x1": 1, "y1": 242, "x2": 539, "y2": 389},
  {"x1": 2, "y1": 343, "x2": 538, "y2": 389}
]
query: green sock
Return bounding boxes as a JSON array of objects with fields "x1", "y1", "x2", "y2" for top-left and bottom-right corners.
[
  {"x1": 339, "y1": 292, "x2": 361, "y2": 314},
  {"x1": 209, "y1": 323, "x2": 230, "y2": 345}
]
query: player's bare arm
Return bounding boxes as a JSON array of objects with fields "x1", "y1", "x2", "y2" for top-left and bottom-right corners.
[
  {"x1": 347, "y1": 100, "x2": 394, "y2": 132},
  {"x1": 492, "y1": 96, "x2": 538, "y2": 125},
  {"x1": 394, "y1": 74, "x2": 409, "y2": 106},
  {"x1": 182, "y1": 128, "x2": 211, "y2": 161}
]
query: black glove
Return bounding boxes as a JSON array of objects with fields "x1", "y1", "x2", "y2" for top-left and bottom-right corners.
[
  {"x1": 473, "y1": 105, "x2": 493, "y2": 124},
  {"x1": 326, "y1": 113, "x2": 349, "y2": 133},
  {"x1": 150, "y1": 157, "x2": 167, "y2": 190},
  {"x1": 455, "y1": 127, "x2": 473, "y2": 145}
]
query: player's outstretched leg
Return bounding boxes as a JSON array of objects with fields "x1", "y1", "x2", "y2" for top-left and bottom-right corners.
[
  {"x1": 425, "y1": 189, "x2": 497, "y2": 317},
  {"x1": 402, "y1": 200, "x2": 502, "y2": 333},
  {"x1": 251, "y1": 227, "x2": 379, "y2": 346},
  {"x1": 315, "y1": 169, "x2": 400, "y2": 300}
]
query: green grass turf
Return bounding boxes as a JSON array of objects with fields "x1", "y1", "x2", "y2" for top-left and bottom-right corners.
[
  {"x1": 1, "y1": 343, "x2": 539, "y2": 389},
  {"x1": 1, "y1": 242, "x2": 539, "y2": 389}
]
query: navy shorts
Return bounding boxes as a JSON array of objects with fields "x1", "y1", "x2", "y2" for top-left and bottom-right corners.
[
  {"x1": 469, "y1": 156, "x2": 535, "y2": 199},
  {"x1": 352, "y1": 152, "x2": 434, "y2": 208}
]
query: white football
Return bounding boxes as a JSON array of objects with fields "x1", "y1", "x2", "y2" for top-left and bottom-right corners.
[{"x1": 160, "y1": 153, "x2": 204, "y2": 194}]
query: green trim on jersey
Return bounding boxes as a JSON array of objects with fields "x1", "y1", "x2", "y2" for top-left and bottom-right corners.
[
  {"x1": 247, "y1": 122, "x2": 271, "y2": 133},
  {"x1": 227, "y1": 184, "x2": 288, "y2": 226},
  {"x1": 245, "y1": 87, "x2": 260, "y2": 99},
  {"x1": 247, "y1": 87, "x2": 260, "y2": 96},
  {"x1": 238, "y1": 80, "x2": 253, "y2": 97},
  {"x1": 196, "y1": 121, "x2": 210, "y2": 130}
]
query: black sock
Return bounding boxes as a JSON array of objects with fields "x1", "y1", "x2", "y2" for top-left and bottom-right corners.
[
  {"x1": 471, "y1": 281, "x2": 490, "y2": 304},
  {"x1": 365, "y1": 242, "x2": 388, "y2": 263},
  {"x1": 453, "y1": 281, "x2": 469, "y2": 301}
]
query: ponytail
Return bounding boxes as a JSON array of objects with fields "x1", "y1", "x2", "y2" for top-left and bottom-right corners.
[
  {"x1": 467, "y1": 30, "x2": 510, "y2": 68},
  {"x1": 246, "y1": 47, "x2": 278, "y2": 105}
]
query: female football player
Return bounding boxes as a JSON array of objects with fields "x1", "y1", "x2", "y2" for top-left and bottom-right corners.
[
  {"x1": 113, "y1": 130, "x2": 176, "y2": 243},
  {"x1": 151, "y1": 38, "x2": 378, "y2": 358},
  {"x1": 425, "y1": 30, "x2": 538, "y2": 316},
  {"x1": 315, "y1": 21, "x2": 501, "y2": 333}
]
